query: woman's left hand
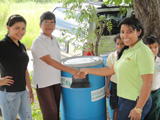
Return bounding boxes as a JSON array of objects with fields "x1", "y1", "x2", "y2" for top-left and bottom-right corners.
[
  {"x1": 29, "y1": 90, "x2": 34, "y2": 104},
  {"x1": 128, "y1": 108, "x2": 141, "y2": 120}
]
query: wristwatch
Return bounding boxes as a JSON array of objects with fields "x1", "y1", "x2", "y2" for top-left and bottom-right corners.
[{"x1": 134, "y1": 107, "x2": 142, "y2": 114}]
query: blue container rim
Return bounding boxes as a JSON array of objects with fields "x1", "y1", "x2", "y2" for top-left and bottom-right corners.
[{"x1": 61, "y1": 56, "x2": 104, "y2": 68}]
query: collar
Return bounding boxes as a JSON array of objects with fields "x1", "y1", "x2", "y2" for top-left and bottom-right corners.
[
  {"x1": 115, "y1": 50, "x2": 119, "y2": 55},
  {"x1": 5, "y1": 35, "x2": 22, "y2": 46},
  {"x1": 126, "y1": 40, "x2": 143, "y2": 52},
  {"x1": 40, "y1": 32, "x2": 54, "y2": 40},
  {"x1": 155, "y1": 56, "x2": 160, "y2": 62}
]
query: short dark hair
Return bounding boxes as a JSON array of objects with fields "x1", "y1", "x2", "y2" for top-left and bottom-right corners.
[
  {"x1": 113, "y1": 33, "x2": 121, "y2": 43},
  {"x1": 143, "y1": 36, "x2": 159, "y2": 45},
  {"x1": 6, "y1": 14, "x2": 26, "y2": 27},
  {"x1": 119, "y1": 16, "x2": 144, "y2": 39},
  {"x1": 40, "y1": 11, "x2": 56, "y2": 24}
]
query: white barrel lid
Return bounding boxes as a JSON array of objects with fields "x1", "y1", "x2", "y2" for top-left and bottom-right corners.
[{"x1": 61, "y1": 56, "x2": 104, "y2": 68}]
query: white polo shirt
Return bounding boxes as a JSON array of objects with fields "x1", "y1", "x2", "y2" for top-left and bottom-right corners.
[
  {"x1": 106, "y1": 51, "x2": 118, "y2": 83},
  {"x1": 152, "y1": 57, "x2": 160, "y2": 91},
  {"x1": 31, "y1": 33, "x2": 61, "y2": 88}
]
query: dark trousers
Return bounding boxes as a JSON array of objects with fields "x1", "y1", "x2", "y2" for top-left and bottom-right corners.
[
  {"x1": 36, "y1": 84, "x2": 61, "y2": 120},
  {"x1": 118, "y1": 96, "x2": 152, "y2": 120}
]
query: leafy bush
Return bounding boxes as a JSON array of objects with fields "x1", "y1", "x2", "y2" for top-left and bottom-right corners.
[{"x1": 30, "y1": 71, "x2": 43, "y2": 119}]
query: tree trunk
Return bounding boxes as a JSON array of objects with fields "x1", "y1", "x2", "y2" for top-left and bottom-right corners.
[
  {"x1": 95, "y1": 21, "x2": 107, "y2": 56},
  {"x1": 133, "y1": 0, "x2": 160, "y2": 40},
  {"x1": 98, "y1": 0, "x2": 103, "y2": 1}
]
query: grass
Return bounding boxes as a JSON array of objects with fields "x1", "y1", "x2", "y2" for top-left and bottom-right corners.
[{"x1": 0, "y1": 1, "x2": 56, "y2": 49}]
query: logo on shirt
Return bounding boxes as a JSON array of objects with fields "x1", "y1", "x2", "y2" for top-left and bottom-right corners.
[{"x1": 125, "y1": 57, "x2": 131, "y2": 61}]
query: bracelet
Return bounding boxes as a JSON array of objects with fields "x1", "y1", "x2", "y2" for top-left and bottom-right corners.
[{"x1": 134, "y1": 107, "x2": 142, "y2": 114}]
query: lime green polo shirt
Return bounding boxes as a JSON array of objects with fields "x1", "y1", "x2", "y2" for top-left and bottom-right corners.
[{"x1": 114, "y1": 40, "x2": 154, "y2": 101}]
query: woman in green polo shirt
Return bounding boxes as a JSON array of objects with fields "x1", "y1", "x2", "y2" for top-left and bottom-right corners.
[{"x1": 77, "y1": 16, "x2": 154, "y2": 120}]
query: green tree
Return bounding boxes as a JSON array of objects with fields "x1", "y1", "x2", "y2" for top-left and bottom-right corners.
[
  {"x1": 61, "y1": 0, "x2": 132, "y2": 55},
  {"x1": 61, "y1": 0, "x2": 160, "y2": 56},
  {"x1": 105, "y1": 0, "x2": 160, "y2": 55},
  {"x1": 104, "y1": 0, "x2": 160, "y2": 40},
  {"x1": 132, "y1": 0, "x2": 160, "y2": 40},
  {"x1": 61, "y1": 0, "x2": 117, "y2": 55}
]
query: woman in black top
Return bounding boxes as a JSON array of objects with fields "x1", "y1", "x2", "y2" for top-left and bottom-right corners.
[{"x1": 0, "y1": 14, "x2": 34, "y2": 120}]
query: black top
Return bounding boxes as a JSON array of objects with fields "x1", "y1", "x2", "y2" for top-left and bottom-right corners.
[{"x1": 0, "y1": 36, "x2": 29, "y2": 92}]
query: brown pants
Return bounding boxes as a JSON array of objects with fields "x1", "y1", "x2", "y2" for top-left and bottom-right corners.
[{"x1": 36, "y1": 84, "x2": 61, "y2": 120}]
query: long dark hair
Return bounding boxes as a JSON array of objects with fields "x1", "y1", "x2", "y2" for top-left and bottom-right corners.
[
  {"x1": 118, "y1": 16, "x2": 144, "y2": 60},
  {"x1": 6, "y1": 14, "x2": 26, "y2": 35}
]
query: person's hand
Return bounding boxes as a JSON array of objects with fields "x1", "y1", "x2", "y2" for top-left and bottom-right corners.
[
  {"x1": 29, "y1": 90, "x2": 34, "y2": 104},
  {"x1": 74, "y1": 68, "x2": 88, "y2": 79},
  {"x1": 0, "y1": 76, "x2": 14, "y2": 86},
  {"x1": 106, "y1": 88, "x2": 111, "y2": 99},
  {"x1": 128, "y1": 107, "x2": 141, "y2": 120},
  {"x1": 71, "y1": 69, "x2": 85, "y2": 79},
  {"x1": 72, "y1": 69, "x2": 80, "y2": 77},
  {"x1": 79, "y1": 68, "x2": 89, "y2": 76},
  {"x1": 74, "y1": 69, "x2": 86, "y2": 79}
]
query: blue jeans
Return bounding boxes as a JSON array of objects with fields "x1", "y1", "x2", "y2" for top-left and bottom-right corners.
[
  {"x1": 117, "y1": 96, "x2": 152, "y2": 120},
  {"x1": 0, "y1": 90, "x2": 32, "y2": 120}
]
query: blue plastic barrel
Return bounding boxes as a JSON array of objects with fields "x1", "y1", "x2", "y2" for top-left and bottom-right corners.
[{"x1": 60, "y1": 56, "x2": 106, "y2": 120}]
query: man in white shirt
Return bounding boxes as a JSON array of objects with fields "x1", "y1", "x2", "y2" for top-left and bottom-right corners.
[{"x1": 31, "y1": 11, "x2": 79, "y2": 120}]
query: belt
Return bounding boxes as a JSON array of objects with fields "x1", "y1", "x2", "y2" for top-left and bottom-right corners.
[{"x1": 0, "y1": 87, "x2": 6, "y2": 91}]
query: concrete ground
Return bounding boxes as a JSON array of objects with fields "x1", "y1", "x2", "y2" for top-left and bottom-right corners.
[{"x1": 27, "y1": 50, "x2": 33, "y2": 72}]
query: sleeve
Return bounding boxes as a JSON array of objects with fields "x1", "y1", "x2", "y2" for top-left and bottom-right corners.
[
  {"x1": 31, "y1": 39, "x2": 50, "y2": 59},
  {"x1": 106, "y1": 53, "x2": 113, "y2": 67},
  {"x1": 137, "y1": 46, "x2": 154, "y2": 75}
]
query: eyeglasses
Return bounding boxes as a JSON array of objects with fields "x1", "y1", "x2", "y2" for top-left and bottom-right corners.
[{"x1": 42, "y1": 21, "x2": 55, "y2": 26}]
